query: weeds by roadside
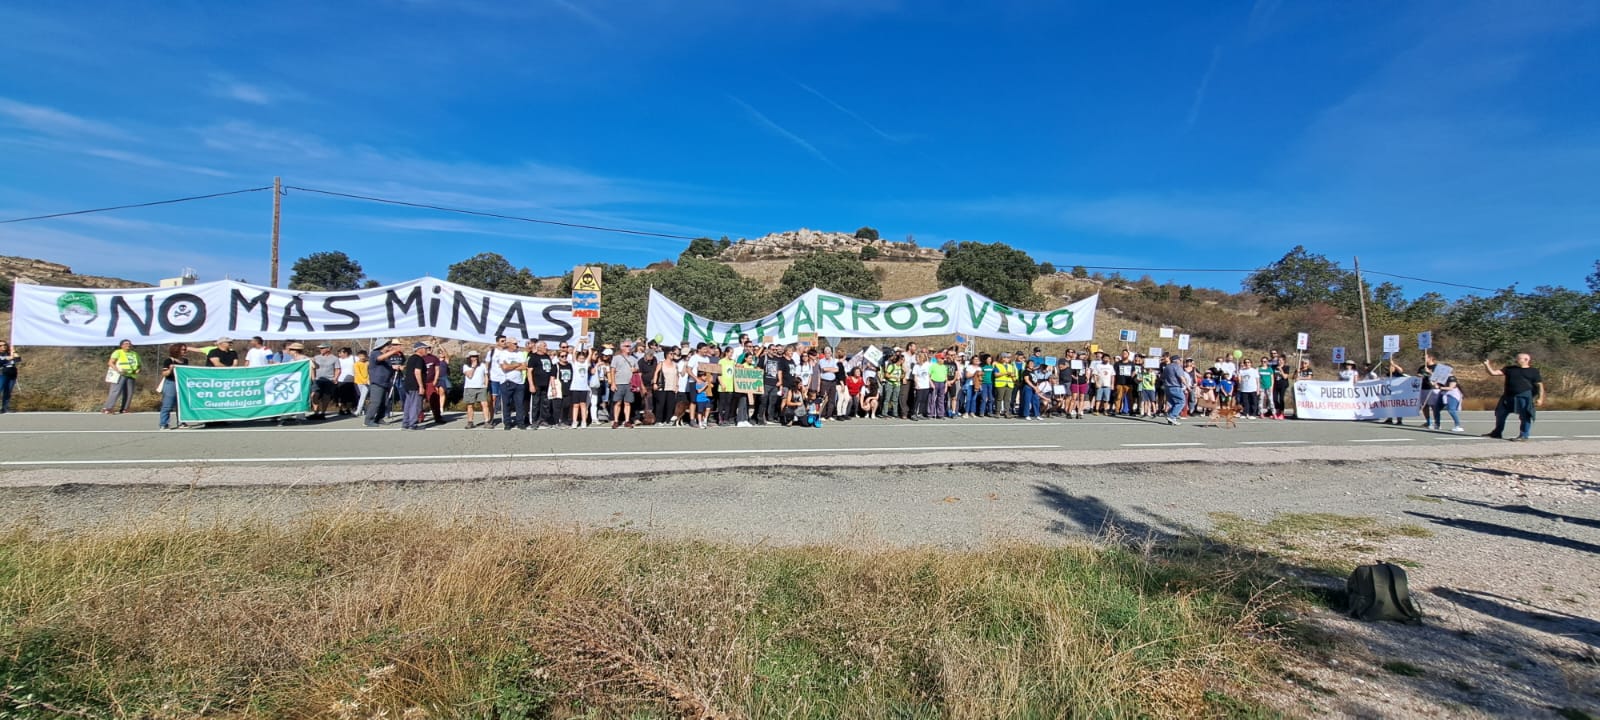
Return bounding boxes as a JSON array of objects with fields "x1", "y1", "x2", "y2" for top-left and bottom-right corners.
[{"x1": 0, "y1": 514, "x2": 1298, "y2": 718}]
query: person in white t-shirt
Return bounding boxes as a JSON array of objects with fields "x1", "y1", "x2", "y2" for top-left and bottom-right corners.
[
  {"x1": 910, "y1": 351, "x2": 933, "y2": 421},
  {"x1": 485, "y1": 335, "x2": 510, "y2": 428},
  {"x1": 568, "y1": 349, "x2": 593, "y2": 428},
  {"x1": 245, "y1": 336, "x2": 273, "y2": 367},
  {"x1": 461, "y1": 350, "x2": 490, "y2": 428}
]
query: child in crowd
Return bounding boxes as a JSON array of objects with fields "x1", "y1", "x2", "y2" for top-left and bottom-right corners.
[{"x1": 694, "y1": 371, "x2": 712, "y2": 429}]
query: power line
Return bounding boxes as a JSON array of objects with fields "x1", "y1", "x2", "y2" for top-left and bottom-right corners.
[
  {"x1": 0, "y1": 186, "x2": 273, "y2": 224},
  {"x1": 1359, "y1": 270, "x2": 1498, "y2": 293},
  {"x1": 282, "y1": 185, "x2": 711, "y2": 241}
]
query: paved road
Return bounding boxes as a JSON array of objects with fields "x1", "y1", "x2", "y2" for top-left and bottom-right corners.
[{"x1": 1, "y1": 409, "x2": 1597, "y2": 471}]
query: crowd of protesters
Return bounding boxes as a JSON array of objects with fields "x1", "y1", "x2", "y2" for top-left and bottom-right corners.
[{"x1": 0, "y1": 335, "x2": 1547, "y2": 438}]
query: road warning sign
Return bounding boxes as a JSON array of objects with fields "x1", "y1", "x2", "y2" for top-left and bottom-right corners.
[{"x1": 573, "y1": 266, "x2": 602, "y2": 293}]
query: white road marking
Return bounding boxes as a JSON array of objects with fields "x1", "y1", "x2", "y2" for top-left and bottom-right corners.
[
  {"x1": 1238, "y1": 440, "x2": 1308, "y2": 445},
  {"x1": 1120, "y1": 442, "x2": 1205, "y2": 447},
  {"x1": 1435, "y1": 435, "x2": 1487, "y2": 440},
  {"x1": 0, "y1": 444, "x2": 1062, "y2": 467},
  {"x1": 1349, "y1": 438, "x2": 1413, "y2": 443},
  {"x1": 1575, "y1": 435, "x2": 1600, "y2": 439}
]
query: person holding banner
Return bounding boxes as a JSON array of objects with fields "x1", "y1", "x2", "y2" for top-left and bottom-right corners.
[
  {"x1": 1437, "y1": 371, "x2": 1465, "y2": 432},
  {"x1": 1415, "y1": 353, "x2": 1442, "y2": 429},
  {"x1": 1484, "y1": 353, "x2": 1544, "y2": 441},
  {"x1": 157, "y1": 344, "x2": 190, "y2": 430},
  {"x1": 101, "y1": 339, "x2": 140, "y2": 414}
]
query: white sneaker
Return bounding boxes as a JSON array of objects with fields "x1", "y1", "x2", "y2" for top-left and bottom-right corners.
[
  {"x1": 736, "y1": 421, "x2": 752, "y2": 428},
  {"x1": 1167, "y1": 417, "x2": 1180, "y2": 425},
  {"x1": 1452, "y1": 426, "x2": 1464, "y2": 432}
]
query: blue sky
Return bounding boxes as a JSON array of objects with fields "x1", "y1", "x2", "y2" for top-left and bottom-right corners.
[{"x1": 2, "y1": 0, "x2": 1597, "y2": 298}]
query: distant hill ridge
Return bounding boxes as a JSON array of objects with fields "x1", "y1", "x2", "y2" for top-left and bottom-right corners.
[
  {"x1": 1, "y1": 255, "x2": 148, "y2": 290},
  {"x1": 719, "y1": 228, "x2": 943, "y2": 262}
]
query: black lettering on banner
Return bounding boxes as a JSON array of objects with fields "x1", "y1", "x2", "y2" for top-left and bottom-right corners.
[
  {"x1": 496, "y1": 303, "x2": 529, "y2": 339},
  {"x1": 537, "y1": 304, "x2": 576, "y2": 343},
  {"x1": 322, "y1": 294, "x2": 361, "y2": 332},
  {"x1": 230, "y1": 290, "x2": 271, "y2": 332},
  {"x1": 451, "y1": 291, "x2": 490, "y2": 334},
  {"x1": 386, "y1": 287, "x2": 425, "y2": 328},
  {"x1": 277, "y1": 296, "x2": 315, "y2": 333},
  {"x1": 428, "y1": 285, "x2": 443, "y2": 327},
  {"x1": 108, "y1": 295, "x2": 155, "y2": 337},
  {"x1": 157, "y1": 293, "x2": 206, "y2": 334}
]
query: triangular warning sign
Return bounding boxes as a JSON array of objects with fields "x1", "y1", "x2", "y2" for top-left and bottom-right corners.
[{"x1": 573, "y1": 266, "x2": 602, "y2": 292}]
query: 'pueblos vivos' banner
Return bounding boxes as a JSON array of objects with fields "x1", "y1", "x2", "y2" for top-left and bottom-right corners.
[
  {"x1": 10, "y1": 279, "x2": 578, "y2": 347},
  {"x1": 646, "y1": 287, "x2": 1098, "y2": 345},
  {"x1": 173, "y1": 360, "x2": 312, "y2": 422},
  {"x1": 1293, "y1": 377, "x2": 1422, "y2": 420}
]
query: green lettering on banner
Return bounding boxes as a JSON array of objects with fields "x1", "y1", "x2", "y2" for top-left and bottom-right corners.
[
  {"x1": 920, "y1": 295, "x2": 951, "y2": 331},
  {"x1": 753, "y1": 312, "x2": 786, "y2": 342},
  {"x1": 816, "y1": 295, "x2": 848, "y2": 332},
  {"x1": 1017, "y1": 311, "x2": 1042, "y2": 335},
  {"x1": 851, "y1": 301, "x2": 882, "y2": 332},
  {"x1": 884, "y1": 302, "x2": 918, "y2": 330},
  {"x1": 991, "y1": 303, "x2": 1014, "y2": 334},
  {"x1": 1045, "y1": 308, "x2": 1074, "y2": 335},
  {"x1": 965, "y1": 295, "x2": 991, "y2": 328},
  {"x1": 174, "y1": 360, "x2": 312, "y2": 423},
  {"x1": 720, "y1": 324, "x2": 744, "y2": 346},
  {"x1": 791, "y1": 302, "x2": 817, "y2": 335},
  {"x1": 683, "y1": 313, "x2": 718, "y2": 344}
]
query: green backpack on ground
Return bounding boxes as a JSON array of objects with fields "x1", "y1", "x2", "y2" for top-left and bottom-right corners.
[{"x1": 1346, "y1": 562, "x2": 1423, "y2": 623}]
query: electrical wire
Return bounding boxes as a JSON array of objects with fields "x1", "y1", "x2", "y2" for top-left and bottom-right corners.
[
  {"x1": 0, "y1": 186, "x2": 273, "y2": 224},
  {"x1": 282, "y1": 185, "x2": 711, "y2": 241},
  {"x1": 1358, "y1": 270, "x2": 1498, "y2": 293}
]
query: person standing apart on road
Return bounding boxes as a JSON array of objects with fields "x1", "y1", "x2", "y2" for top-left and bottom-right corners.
[
  {"x1": 157, "y1": 343, "x2": 189, "y2": 429},
  {"x1": 0, "y1": 341, "x2": 19, "y2": 413},
  {"x1": 1162, "y1": 352, "x2": 1193, "y2": 425},
  {"x1": 1484, "y1": 353, "x2": 1543, "y2": 441},
  {"x1": 461, "y1": 350, "x2": 490, "y2": 428},
  {"x1": 102, "y1": 339, "x2": 140, "y2": 414}
]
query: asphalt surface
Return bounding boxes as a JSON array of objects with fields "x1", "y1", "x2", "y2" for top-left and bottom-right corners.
[{"x1": 1, "y1": 409, "x2": 1597, "y2": 474}]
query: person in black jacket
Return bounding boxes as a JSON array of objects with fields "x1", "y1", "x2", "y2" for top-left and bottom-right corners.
[{"x1": 1483, "y1": 353, "x2": 1544, "y2": 441}]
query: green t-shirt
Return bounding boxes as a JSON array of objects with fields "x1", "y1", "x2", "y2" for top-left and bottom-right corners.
[
  {"x1": 1258, "y1": 367, "x2": 1273, "y2": 390},
  {"x1": 929, "y1": 362, "x2": 949, "y2": 383},
  {"x1": 981, "y1": 364, "x2": 996, "y2": 384},
  {"x1": 1138, "y1": 371, "x2": 1156, "y2": 391}
]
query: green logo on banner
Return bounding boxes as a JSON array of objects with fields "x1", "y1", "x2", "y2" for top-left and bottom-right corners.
[
  {"x1": 175, "y1": 360, "x2": 312, "y2": 422},
  {"x1": 57, "y1": 292, "x2": 98, "y2": 325}
]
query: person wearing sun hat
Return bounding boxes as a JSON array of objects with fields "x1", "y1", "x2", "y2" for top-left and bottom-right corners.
[{"x1": 364, "y1": 339, "x2": 403, "y2": 427}]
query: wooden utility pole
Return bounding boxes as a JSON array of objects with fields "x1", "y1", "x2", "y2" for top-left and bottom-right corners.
[
  {"x1": 270, "y1": 176, "x2": 282, "y2": 288},
  {"x1": 1353, "y1": 255, "x2": 1372, "y2": 365}
]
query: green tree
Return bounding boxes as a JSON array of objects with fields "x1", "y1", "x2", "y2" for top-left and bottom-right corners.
[
  {"x1": 778, "y1": 251, "x2": 881, "y2": 301},
  {"x1": 1178, "y1": 284, "x2": 1194, "y2": 302},
  {"x1": 288, "y1": 251, "x2": 365, "y2": 291},
  {"x1": 587, "y1": 257, "x2": 771, "y2": 343},
  {"x1": 1587, "y1": 260, "x2": 1600, "y2": 294},
  {"x1": 1038, "y1": 262, "x2": 1057, "y2": 276},
  {"x1": 446, "y1": 252, "x2": 538, "y2": 295},
  {"x1": 1243, "y1": 246, "x2": 1355, "y2": 310},
  {"x1": 935, "y1": 241, "x2": 1041, "y2": 307},
  {"x1": 854, "y1": 226, "x2": 880, "y2": 241},
  {"x1": 859, "y1": 245, "x2": 880, "y2": 260},
  {"x1": 1071, "y1": 265, "x2": 1088, "y2": 279},
  {"x1": 680, "y1": 237, "x2": 720, "y2": 262}
]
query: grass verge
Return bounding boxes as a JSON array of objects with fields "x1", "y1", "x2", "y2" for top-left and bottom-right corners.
[{"x1": 0, "y1": 514, "x2": 1296, "y2": 719}]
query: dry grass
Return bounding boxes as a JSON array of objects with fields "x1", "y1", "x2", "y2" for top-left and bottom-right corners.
[{"x1": 0, "y1": 514, "x2": 1296, "y2": 719}]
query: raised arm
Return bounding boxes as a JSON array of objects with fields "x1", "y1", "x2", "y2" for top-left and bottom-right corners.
[{"x1": 1482, "y1": 359, "x2": 1503, "y2": 376}]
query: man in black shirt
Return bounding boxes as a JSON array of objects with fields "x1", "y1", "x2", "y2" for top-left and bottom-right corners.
[
  {"x1": 206, "y1": 337, "x2": 240, "y2": 367},
  {"x1": 526, "y1": 341, "x2": 555, "y2": 429},
  {"x1": 759, "y1": 344, "x2": 789, "y2": 425},
  {"x1": 401, "y1": 342, "x2": 430, "y2": 430},
  {"x1": 1483, "y1": 353, "x2": 1544, "y2": 441},
  {"x1": 364, "y1": 339, "x2": 403, "y2": 427}
]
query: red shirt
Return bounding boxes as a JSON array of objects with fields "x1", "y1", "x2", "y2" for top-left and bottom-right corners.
[{"x1": 845, "y1": 376, "x2": 864, "y2": 396}]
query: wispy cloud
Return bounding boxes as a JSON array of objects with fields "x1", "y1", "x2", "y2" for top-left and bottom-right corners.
[
  {"x1": 797, "y1": 82, "x2": 904, "y2": 143},
  {"x1": 0, "y1": 97, "x2": 129, "y2": 139},
  {"x1": 1184, "y1": 46, "x2": 1221, "y2": 131},
  {"x1": 550, "y1": 0, "x2": 615, "y2": 33},
  {"x1": 728, "y1": 95, "x2": 839, "y2": 170},
  {"x1": 207, "y1": 74, "x2": 298, "y2": 106},
  {"x1": 80, "y1": 147, "x2": 233, "y2": 178}
]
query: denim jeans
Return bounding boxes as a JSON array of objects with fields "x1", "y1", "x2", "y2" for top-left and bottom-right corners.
[
  {"x1": 929, "y1": 383, "x2": 947, "y2": 418},
  {"x1": 1491, "y1": 393, "x2": 1535, "y2": 438},
  {"x1": 979, "y1": 383, "x2": 994, "y2": 415},
  {"x1": 1020, "y1": 386, "x2": 1040, "y2": 418},
  {"x1": 1166, "y1": 386, "x2": 1187, "y2": 421},
  {"x1": 1443, "y1": 394, "x2": 1462, "y2": 428},
  {"x1": 159, "y1": 381, "x2": 179, "y2": 427},
  {"x1": 0, "y1": 374, "x2": 13, "y2": 412}
]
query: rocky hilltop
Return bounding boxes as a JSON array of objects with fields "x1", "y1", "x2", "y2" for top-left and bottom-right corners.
[
  {"x1": 719, "y1": 228, "x2": 944, "y2": 262},
  {"x1": 1, "y1": 255, "x2": 148, "y2": 290}
]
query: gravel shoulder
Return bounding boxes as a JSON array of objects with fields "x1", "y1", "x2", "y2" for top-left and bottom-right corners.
[{"x1": 2, "y1": 450, "x2": 1596, "y2": 718}]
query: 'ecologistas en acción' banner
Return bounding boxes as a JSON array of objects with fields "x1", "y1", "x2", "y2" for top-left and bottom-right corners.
[
  {"x1": 173, "y1": 360, "x2": 312, "y2": 422},
  {"x1": 10, "y1": 278, "x2": 578, "y2": 347},
  {"x1": 646, "y1": 286, "x2": 1098, "y2": 345},
  {"x1": 1293, "y1": 377, "x2": 1423, "y2": 420}
]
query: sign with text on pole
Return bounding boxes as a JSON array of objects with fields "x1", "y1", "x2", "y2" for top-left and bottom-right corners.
[
  {"x1": 1332, "y1": 346, "x2": 1346, "y2": 364},
  {"x1": 1417, "y1": 331, "x2": 1433, "y2": 351},
  {"x1": 571, "y1": 266, "x2": 602, "y2": 319},
  {"x1": 1382, "y1": 334, "x2": 1400, "y2": 354},
  {"x1": 1176, "y1": 334, "x2": 1191, "y2": 351},
  {"x1": 1296, "y1": 332, "x2": 1309, "y2": 351}
]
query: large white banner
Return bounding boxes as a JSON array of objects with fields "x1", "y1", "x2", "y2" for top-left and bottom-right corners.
[
  {"x1": 10, "y1": 278, "x2": 578, "y2": 347},
  {"x1": 646, "y1": 286, "x2": 1097, "y2": 346},
  {"x1": 1293, "y1": 377, "x2": 1423, "y2": 420}
]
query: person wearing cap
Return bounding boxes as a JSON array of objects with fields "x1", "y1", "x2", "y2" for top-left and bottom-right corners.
[
  {"x1": 399, "y1": 342, "x2": 431, "y2": 430},
  {"x1": 206, "y1": 337, "x2": 241, "y2": 368},
  {"x1": 309, "y1": 344, "x2": 340, "y2": 420},
  {"x1": 461, "y1": 349, "x2": 490, "y2": 428},
  {"x1": 364, "y1": 340, "x2": 404, "y2": 427}
]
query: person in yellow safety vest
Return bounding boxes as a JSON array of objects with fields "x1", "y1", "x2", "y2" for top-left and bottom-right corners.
[
  {"x1": 102, "y1": 338, "x2": 141, "y2": 414},
  {"x1": 993, "y1": 351, "x2": 1018, "y2": 418}
]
